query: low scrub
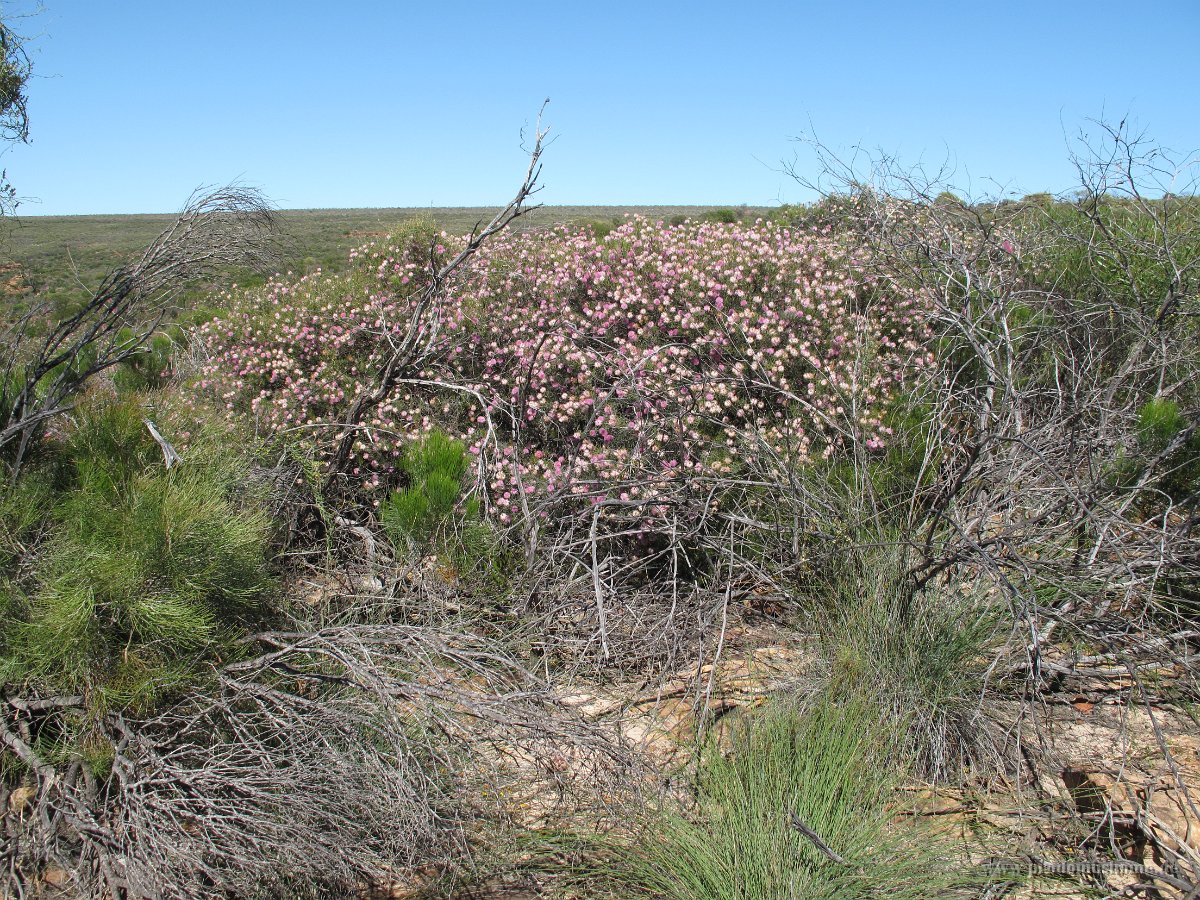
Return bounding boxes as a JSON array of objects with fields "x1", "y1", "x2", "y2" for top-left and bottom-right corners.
[
  {"x1": 197, "y1": 216, "x2": 929, "y2": 513},
  {"x1": 537, "y1": 698, "x2": 986, "y2": 899},
  {"x1": 5, "y1": 118, "x2": 1198, "y2": 899},
  {"x1": 0, "y1": 394, "x2": 274, "y2": 717}
]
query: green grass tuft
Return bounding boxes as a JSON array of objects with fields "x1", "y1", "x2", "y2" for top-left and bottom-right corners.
[
  {"x1": 812, "y1": 547, "x2": 1008, "y2": 780},
  {"x1": 534, "y1": 698, "x2": 986, "y2": 899}
]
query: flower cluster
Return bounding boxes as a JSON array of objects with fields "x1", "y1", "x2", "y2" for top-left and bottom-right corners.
[{"x1": 197, "y1": 217, "x2": 931, "y2": 521}]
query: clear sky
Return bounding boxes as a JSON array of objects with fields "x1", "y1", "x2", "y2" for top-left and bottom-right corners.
[{"x1": 3, "y1": 0, "x2": 1198, "y2": 215}]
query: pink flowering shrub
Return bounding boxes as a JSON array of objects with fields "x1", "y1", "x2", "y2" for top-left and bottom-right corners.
[{"x1": 196, "y1": 217, "x2": 931, "y2": 524}]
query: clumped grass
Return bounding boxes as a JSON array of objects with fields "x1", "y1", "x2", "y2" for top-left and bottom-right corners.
[
  {"x1": 0, "y1": 394, "x2": 274, "y2": 713},
  {"x1": 537, "y1": 698, "x2": 985, "y2": 899},
  {"x1": 811, "y1": 546, "x2": 1008, "y2": 780}
]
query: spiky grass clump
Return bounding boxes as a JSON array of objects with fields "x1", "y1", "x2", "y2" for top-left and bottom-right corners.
[
  {"x1": 813, "y1": 547, "x2": 1008, "y2": 781},
  {"x1": 541, "y1": 698, "x2": 984, "y2": 899},
  {"x1": 381, "y1": 430, "x2": 470, "y2": 545}
]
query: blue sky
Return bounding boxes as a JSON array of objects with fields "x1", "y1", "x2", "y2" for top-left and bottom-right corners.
[{"x1": 4, "y1": 0, "x2": 1198, "y2": 215}]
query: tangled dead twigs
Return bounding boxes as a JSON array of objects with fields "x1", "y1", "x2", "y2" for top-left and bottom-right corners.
[
  {"x1": 489, "y1": 122, "x2": 1198, "y2": 790},
  {"x1": 0, "y1": 185, "x2": 281, "y2": 474},
  {"x1": 788, "y1": 124, "x2": 1198, "y2": 629},
  {"x1": 780, "y1": 121, "x2": 1200, "y2": 891},
  {"x1": 0, "y1": 619, "x2": 633, "y2": 898}
]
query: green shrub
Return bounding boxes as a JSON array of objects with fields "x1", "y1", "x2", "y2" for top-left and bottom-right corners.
[
  {"x1": 1129, "y1": 397, "x2": 1200, "y2": 502},
  {"x1": 0, "y1": 469, "x2": 52, "y2": 573},
  {"x1": 537, "y1": 698, "x2": 984, "y2": 899},
  {"x1": 0, "y1": 370, "x2": 22, "y2": 436},
  {"x1": 1023, "y1": 198, "x2": 1200, "y2": 325},
  {"x1": 381, "y1": 430, "x2": 509, "y2": 593},
  {"x1": 582, "y1": 217, "x2": 621, "y2": 239},
  {"x1": 1020, "y1": 192, "x2": 1055, "y2": 209},
  {"x1": 63, "y1": 393, "x2": 161, "y2": 493},
  {"x1": 372, "y1": 214, "x2": 440, "y2": 292},
  {"x1": 0, "y1": 396, "x2": 274, "y2": 713},
  {"x1": 701, "y1": 207, "x2": 739, "y2": 224},
  {"x1": 868, "y1": 398, "x2": 939, "y2": 509},
  {"x1": 384, "y1": 485, "x2": 432, "y2": 540},
  {"x1": 769, "y1": 203, "x2": 807, "y2": 226},
  {"x1": 113, "y1": 329, "x2": 180, "y2": 393},
  {"x1": 1138, "y1": 397, "x2": 1187, "y2": 453},
  {"x1": 381, "y1": 430, "x2": 469, "y2": 544}
]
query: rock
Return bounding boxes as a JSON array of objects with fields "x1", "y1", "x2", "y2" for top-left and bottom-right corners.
[
  {"x1": 1061, "y1": 765, "x2": 1199, "y2": 864},
  {"x1": 558, "y1": 691, "x2": 621, "y2": 720},
  {"x1": 42, "y1": 868, "x2": 69, "y2": 888},
  {"x1": 353, "y1": 574, "x2": 384, "y2": 594},
  {"x1": 8, "y1": 785, "x2": 35, "y2": 813}
]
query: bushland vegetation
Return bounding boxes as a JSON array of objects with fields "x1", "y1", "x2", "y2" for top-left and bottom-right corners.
[
  {"x1": 1, "y1": 113, "x2": 1198, "y2": 898},
  {"x1": 4, "y1": 205, "x2": 766, "y2": 324}
]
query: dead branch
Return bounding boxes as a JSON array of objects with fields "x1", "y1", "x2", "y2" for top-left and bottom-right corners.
[
  {"x1": 322, "y1": 104, "x2": 550, "y2": 496},
  {"x1": 0, "y1": 185, "x2": 279, "y2": 474},
  {"x1": 1, "y1": 616, "x2": 631, "y2": 898}
]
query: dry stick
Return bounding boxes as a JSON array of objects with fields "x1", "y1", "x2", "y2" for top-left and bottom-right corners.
[
  {"x1": 788, "y1": 812, "x2": 849, "y2": 866},
  {"x1": 588, "y1": 508, "x2": 611, "y2": 661},
  {"x1": 0, "y1": 716, "x2": 55, "y2": 780},
  {"x1": 1122, "y1": 660, "x2": 1200, "y2": 865},
  {"x1": 322, "y1": 105, "x2": 550, "y2": 495},
  {"x1": 3, "y1": 695, "x2": 83, "y2": 713},
  {"x1": 512, "y1": 328, "x2": 551, "y2": 555}
]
